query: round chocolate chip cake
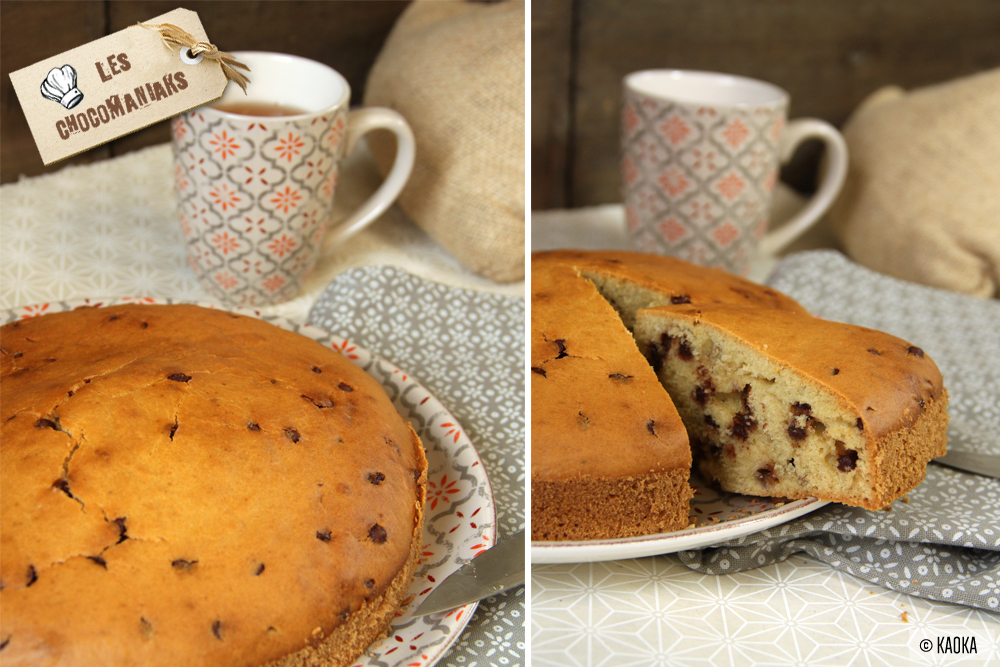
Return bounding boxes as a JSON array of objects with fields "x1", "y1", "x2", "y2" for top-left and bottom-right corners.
[
  {"x1": 0, "y1": 304, "x2": 427, "y2": 667},
  {"x1": 531, "y1": 250, "x2": 948, "y2": 540}
]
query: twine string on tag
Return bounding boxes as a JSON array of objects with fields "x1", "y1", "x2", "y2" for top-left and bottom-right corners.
[{"x1": 138, "y1": 22, "x2": 250, "y2": 93}]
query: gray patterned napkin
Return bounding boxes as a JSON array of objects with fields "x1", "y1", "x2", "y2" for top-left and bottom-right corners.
[
  {"x1": 309, "y1": 266, "x2": 525, "y2": 667},
  {"x1": 679, "y1": 251, "x2": 1000, "y2": 611}
]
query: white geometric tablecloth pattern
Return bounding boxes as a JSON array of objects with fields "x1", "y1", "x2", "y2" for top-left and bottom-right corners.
[{"x1": 533, "y1": 555, "x2": 999, "y2": 667}]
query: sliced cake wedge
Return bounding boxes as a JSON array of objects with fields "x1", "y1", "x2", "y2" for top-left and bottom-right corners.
[{"x1": 633, "y1": 303, "x2": 948, "y2": 510}]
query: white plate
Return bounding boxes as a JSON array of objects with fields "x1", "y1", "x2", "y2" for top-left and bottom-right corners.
[
  {"x1": 531, "y1": 470, "x2": 828, "y2": 564},
  {"x1": 3, "y1": 298, "x2": 497, "y2": 667}
]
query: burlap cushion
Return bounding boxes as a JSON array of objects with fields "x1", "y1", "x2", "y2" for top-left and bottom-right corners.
[
  {"x1": 829, "y1": 68, "x2": 1000, "y2": 298},
  {"x1": 364, "y1": 0, "x2": 525, "y2": 283}
]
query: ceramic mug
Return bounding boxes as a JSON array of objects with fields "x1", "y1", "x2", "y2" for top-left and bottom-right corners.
[
  {"x1": 621, "y1": 70, "x2": 847, "y2": 275},
  {"x1": 171, "y1": 51, "x2": 415, "y2": 306}
]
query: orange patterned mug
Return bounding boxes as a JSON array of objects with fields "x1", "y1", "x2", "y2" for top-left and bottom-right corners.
[
  {"x1": 622, "y1": 70, "x2": 847, "y2": 276},
  {"x1": 172, "y1": 52, "x2": 414, "y2": 306}
]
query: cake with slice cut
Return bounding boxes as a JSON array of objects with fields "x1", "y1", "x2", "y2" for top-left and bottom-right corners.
[{"x1": 531, "y1": 250, "x2": 949, "y2": 539}]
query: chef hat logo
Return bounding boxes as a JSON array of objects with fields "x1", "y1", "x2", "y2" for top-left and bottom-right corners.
[{"x1": 40, "y1": 64, "x2": 83, "y2": 110}]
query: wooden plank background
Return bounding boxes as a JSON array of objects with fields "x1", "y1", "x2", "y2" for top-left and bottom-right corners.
[
  {"x1": 1, "y1": 1, "x2": 409, "y2": 184},
  {"x1": 532, "y1": 0, "x2": 1000, "y2": 209}
]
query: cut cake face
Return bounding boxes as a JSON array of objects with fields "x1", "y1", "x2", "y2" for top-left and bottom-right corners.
[{"x1": 633, "y1": 304, "x2": 948, "y2": 510}]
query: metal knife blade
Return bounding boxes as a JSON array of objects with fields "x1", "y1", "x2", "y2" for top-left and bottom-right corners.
[
  {"x1": 412, "y1": 530, "x2": 525, "y2": 617},
  {"x1": 933, "y1": 451, "x2": 1000, "y2": 479}
]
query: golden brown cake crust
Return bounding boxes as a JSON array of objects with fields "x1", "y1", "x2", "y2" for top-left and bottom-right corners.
[
  {"x1": 0, "y1": 304, "x2": 427, "y2": 667},
  {"x1": 531, "y1": 260, "x2": 692, "y2": 541},
  {"x1": 532, "y1": 469, "x2": 692, "y2": 541},
  {"x1": 534, "y1": 250, "x2": 810, "y2": 317}
]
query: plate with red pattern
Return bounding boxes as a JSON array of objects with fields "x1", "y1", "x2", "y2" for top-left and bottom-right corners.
[
  {"x1": 2, "y1": 298, "x2": 497, "y2": 667},
  {"x1": 531, "y1": 471, "x2": 828, "y2": 564}
]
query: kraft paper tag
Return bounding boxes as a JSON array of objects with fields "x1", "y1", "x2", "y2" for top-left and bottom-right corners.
[{"x1": 9, "y1": 8, "x2": 229, "y2": 165}]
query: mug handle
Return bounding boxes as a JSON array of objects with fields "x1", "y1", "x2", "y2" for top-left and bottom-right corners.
[
  {"x1": 758, "y1": 119, "x2": 848, "y2": 256},
  {"x1": 323, "y1": 107, "x2": 416, "y2": 247}
]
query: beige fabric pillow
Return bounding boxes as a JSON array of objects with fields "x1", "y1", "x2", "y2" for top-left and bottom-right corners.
[
  {"x1": 829, "y1": 69, "x2": 1000, "y2": 298},
  {"x1": 364, "y1": 0, "x2": 525, "y2": 283}
]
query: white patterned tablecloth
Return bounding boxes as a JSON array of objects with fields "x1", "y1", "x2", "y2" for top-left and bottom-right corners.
[{"x1": 530, "y1": 206, "x2": 1000, "y2": 667}]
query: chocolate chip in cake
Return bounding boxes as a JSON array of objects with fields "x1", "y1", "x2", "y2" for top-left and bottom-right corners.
[
  {"x1": 856, "y1": 418, "x2": 864, "y2": 431},
  {"x1": 254, "y1": 563, "x2": 265, "y2": 576},
  {"x1": 646, "y1": 420, "x2": 657, "y2": 436},
  {"x1": 704, "y1": 414, "x2": 719, "y2": 428},
  {"x1": 285, "y1": 428, "x2": 301, "y2": 443},
  {"x1": 316, "y1": 530, "x2": 332, "y2": 542},
  {"x1": 671, "y1": 294, "x2": 691, "y2": 304},
  {"x1": 832, "y1": 368, "x2": 840, "y2": 375},
  {"x1": 677, "y1": 339, "x2": 694, "y2": 360},
  {"x1": 791, "y1": 402, "x2": 811, "y2": 416},
  {"x1": 338, "y1": 382, "x2": 354, "y2": 392},
  {"x1": 755, "y1": 465, "x2": 778, "y2": 486},
  {"x1": 368, "y1": 523, "x2": 387, "y2": 544},
  {"x1": 52, "y1": 478, "x2": 74, "y2": 498},
  {"x1": 867, "y1": 349, "x2": 880, "y2": 356},
  {"x1": 12, "y1": 352, "x2": 23, "y2": 359},
  {"x1": 741, "y1": 384, "x2": 752, "y2": 409},
  {"x1": 1, "y1": 635, "x2": 10, "y2": 650},
  {"x1": 731, "y1": 411, "x2": 757, "y2": 441},
  {"x1": 645, "y1": 344, "x2": 666, "y2": 373},
  {"x1": 339, "y1": 607, "x2": 351, "y2": 621},
  {"x1": 838, "y1": 449, "x2": 859, "y2": 472},
  {"x1": 412, "y1": 469, "x2": 422, "y2": 482},
  {"x1": 787, "y1": 423, "x2": 807, "y2": 441},
  {"x1": 364, "y1": 578, "x2": 375, "y2": 589},
  {"x1": 270, "y1": 379, "x2": 277, "y2": 384},
  {"x1": 87, "y1": 556, "x2": 107, "y2": 569},
  {"x1": 907, "y1": 346, "x2": 925, "y2": 358},
  {"x1": 108, "y1": 315, "x2": 119, "y2": 322},
  {"x1": 141, "y1": 322, "x2": 149, "y2": 329},
  {"x1": 247, "y1": 421, "x2": 260, "y2": 431},
  {"x1": 212, "y1": 620, "x2": 224, "y2": 640},
  {"x1": 554, "y1": 339, "x2": 568, "y2": 359},
  {"x1": 35, "y1": 418, "x2": 56, "y2": 430},
  {"x1": 608, "y1": 373, "x2": 633, "y2": 382},
  {"x1": 171, "y1": 559, "x2": 198, "y2": 572},
  {"x1": 26, "y1": 565, "x2": 37, "y2": 587},
  {"x1": 694, "y1": 386, "x2": 708, "y2": 406},
  {"x1": 312, "y1": 366, "x2": 322, "y2": 373},
  {"x1": 167, "y1": 373, "x2": 191, "y2": 383},
  {"x1": 919, "y1": 397, "x2": 926, "y2": 408},
  {"x1": 140, "y1": 617, "x2": 154, "y2": 640},
  {"x1": 368, "y1": 472, "x2": 385, "y2": 485}
]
